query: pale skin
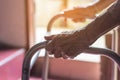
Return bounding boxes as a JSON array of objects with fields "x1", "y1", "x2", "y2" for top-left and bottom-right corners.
[
  {"x1": 45, "y1": 0, "x2": 119, "y2": 59},
  {"x1": 63, "y1": 0, "x2": 115, "y2": 22}
]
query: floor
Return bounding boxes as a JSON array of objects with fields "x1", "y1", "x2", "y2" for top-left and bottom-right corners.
[
  {"x1": 0, "y1": 48, "x2": 58, "y2": 80},
  {"x1": 0, "y1": 46, "x2": 101, "y2": 80},
  {"x1": 0, "y1": 49, "x2": 25, "y2": 80}
]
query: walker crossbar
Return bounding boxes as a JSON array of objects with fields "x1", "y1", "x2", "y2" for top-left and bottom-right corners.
[{"x1": 22, "y1": 41, "x2": 120, "y2": 80}]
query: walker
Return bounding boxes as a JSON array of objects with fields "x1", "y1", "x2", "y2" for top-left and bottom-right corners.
[{"x1": 22, "y1": 13, "x2": 120, "y2": 80}]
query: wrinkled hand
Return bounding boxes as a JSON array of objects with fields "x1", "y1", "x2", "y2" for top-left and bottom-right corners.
[
  {"x1": 63, "y1": 6, "x2": 96, "y2": 22},
  {"x1": 45, "y1": 30, "x2": 91, "y2": 59}
]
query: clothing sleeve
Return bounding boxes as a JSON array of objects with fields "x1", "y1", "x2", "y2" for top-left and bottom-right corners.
[{"x1": 83, "y1": 0, "x2": 120, "y2": 44}]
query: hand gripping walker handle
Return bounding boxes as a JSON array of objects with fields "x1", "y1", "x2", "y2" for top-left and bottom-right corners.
[{"x1": 22, "y1": 12, "x2": 120, "y2": 80}]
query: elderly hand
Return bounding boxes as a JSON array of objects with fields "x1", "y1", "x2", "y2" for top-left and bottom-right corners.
[
  {"x1": 45, "y1": 29, "x2": 92, "y2": 59},
  {"x1": 63, "y1": 6, "x2": 97, "y2": 22}
]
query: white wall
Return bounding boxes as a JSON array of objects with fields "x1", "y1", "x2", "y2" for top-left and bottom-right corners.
[{"x1": 0, "y1": 0, "x2": 27, "y2": 47}]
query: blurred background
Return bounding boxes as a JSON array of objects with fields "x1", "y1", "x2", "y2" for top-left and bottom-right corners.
[{"x1": 0, "y1": 0, "x2": 119, "y2": 80}]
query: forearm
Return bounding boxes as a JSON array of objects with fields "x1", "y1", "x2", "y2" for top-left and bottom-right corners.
[
  {"x1": 83, "y1": 1, "x2": 120, "y2": 44},
  {"x1": 89, "y1": 0, "x2": 116, "y2": 13},
  {"x1": 86, "y1": 12, "x2": 119, "y2": 43}
]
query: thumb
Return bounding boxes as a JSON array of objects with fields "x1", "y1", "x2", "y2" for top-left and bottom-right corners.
[{"x1": 44, "y1": 35, "x2": 56, "y2": 40}]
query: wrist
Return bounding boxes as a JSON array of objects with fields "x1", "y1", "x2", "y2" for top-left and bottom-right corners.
[{"x1": 74, "y1": 28, "x2": 94, "y2": 46}]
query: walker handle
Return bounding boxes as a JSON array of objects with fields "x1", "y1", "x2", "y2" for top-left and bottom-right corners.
[{"x1": 22, "y1": 41, "x2": 47, "y2": 80}]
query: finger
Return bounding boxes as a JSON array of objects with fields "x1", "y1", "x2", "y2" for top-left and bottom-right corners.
[
  {"x1": 46, "y1": 46, "x2": 55, "y2": 56},
  {"x1": 44, "y1": 35, "x2": 56, "y2": 40},
  {"x1": 47, "y1": 51, "x2": 53, "y2": 55},
  {"x1": 85, "y1": 14, "x2": 96, "y2": 19},
  {"x1": 54, "y1": 53, "x2": 62, "y2": 58},
  {"x1": 54, "y1": 47, "x2": 62, "y2": 58},
  {"x1": 88, "y1": 15, "x2": 96, "y2": 19},
  {"x1": 66, "y1": 47, "x2": 82, "y2": 58},
  {"x1": 61, "y1": 52, "x2": 69, "y2": 59},
  {"x1": 45, "y1": 41, "x2": 54, "y2": 52},
  {"x1": 72, "y1": 18, "x2": 86, "y2": 22}
]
